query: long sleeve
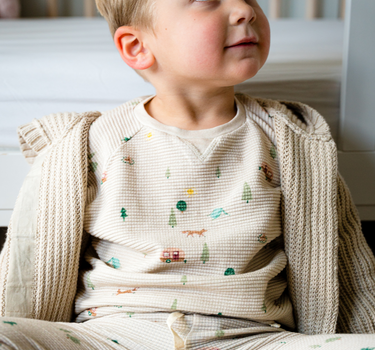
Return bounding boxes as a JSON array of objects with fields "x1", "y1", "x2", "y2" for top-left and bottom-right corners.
[
  {"x1": 336, "y1": 171, "x2": 375, "y2": 333},
  {"x1": 0, "y1": 111, "x2": 101, "y2": 322}
]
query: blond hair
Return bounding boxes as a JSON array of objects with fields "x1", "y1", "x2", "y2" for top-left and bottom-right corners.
[{"x1": 95, "y1": 0, "x2": 158, "y2": 82}]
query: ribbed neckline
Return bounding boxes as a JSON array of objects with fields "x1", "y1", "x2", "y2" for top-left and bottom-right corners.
[{"x1": 133, "y1": 94, "x2": 246, "y2": 139}]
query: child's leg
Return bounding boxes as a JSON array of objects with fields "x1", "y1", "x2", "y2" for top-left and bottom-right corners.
[
  {"x1": 187, "y1": 332, "x2": 375, "y2": 350},
  {"x1": 181, "y1": 313, "x2": 375, "y2": 350},
  {"x1": 0, "y1": 314, "x2": 176, "y2": 349},
  {"x1": 261, "y1": 333, "x2": 375, "y2": 350}
]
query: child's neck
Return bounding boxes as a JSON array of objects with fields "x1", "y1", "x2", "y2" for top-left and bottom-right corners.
[{"x1": 144, "y1": 88, "x2": 237, "y2": 131}]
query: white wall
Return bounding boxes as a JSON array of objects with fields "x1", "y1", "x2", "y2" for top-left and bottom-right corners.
[{"x1": 19, "y1": 0, "x2": 342, "y2": 18}]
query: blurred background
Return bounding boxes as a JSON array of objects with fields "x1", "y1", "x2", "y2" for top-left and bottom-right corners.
[
  {"x1": 0, "y1": 0, "x2": 374, "y2": 254},
  {"x1": 0, "y1": 0, "x2": 346, "y2": 18}
]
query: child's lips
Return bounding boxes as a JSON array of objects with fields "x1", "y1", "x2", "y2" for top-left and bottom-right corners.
[{"x1": 226, "y1": 42, "x2": 257, "y2": 49}]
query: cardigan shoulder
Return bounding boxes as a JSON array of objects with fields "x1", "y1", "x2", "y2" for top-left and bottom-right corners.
[
  {"x1": 236, "y1": 93, "x2": 333, "y2": 142},
  {"x1": 17, "y1": 111, "x2": 101, "y2": 164}
]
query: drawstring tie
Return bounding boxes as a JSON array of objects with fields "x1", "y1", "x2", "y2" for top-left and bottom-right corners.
[{"x1": 167, "y1": 312, "x2": 186, "y2": 350}]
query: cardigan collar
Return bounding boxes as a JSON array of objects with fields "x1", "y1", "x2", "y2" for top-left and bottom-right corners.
[{"x1": 250, "y1": 96, "x2": 333, "y2": 142}]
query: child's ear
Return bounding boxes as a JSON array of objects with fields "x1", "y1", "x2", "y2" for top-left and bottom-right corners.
[{"x1": 114, "y1": 26, "x2": 155, "y2": 70}]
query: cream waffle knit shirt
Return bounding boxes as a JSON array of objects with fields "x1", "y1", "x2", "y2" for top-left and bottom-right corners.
[{"x1": 74, "y1": 93, "x2": 295, "y2": 330}]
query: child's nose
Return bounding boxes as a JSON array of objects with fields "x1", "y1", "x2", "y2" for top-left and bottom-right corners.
[{"x1": 228, "y1": 0, "x2": 257, "y2": 26}]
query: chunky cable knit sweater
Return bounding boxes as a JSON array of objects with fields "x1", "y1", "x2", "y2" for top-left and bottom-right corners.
[{"x1": 0, "y1": 92, "x2": 374, "y2": 335}]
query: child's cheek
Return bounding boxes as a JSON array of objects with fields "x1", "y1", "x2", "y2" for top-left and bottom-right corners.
[{"x1": 181, "y1": 22, "x2": 224, "y2": 71}]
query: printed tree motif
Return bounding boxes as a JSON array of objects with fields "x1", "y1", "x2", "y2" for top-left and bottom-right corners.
[
  {"x1": 90, "y1": 162, "x2": 98, "y2": 172},
  {"x1": 261, "y1": 301, "x2": 267, "y2": 313},
  {"x1": 325, "y1": 337, "x2": 341, "y2": 343},
  {"x1": 215, "y1": 330, "x2": 225, "y2": 337},
  {"x1": 169, "y1": 208, "x2": 177, "y2": 228},
  {"x1": 216, "y1": 166, "x2": 221, "y2": 178},
  {"x1": 121, "y1": 208, "x2": 128, "y2": 222},
  {"x1": 242, "y1": 182, "x2": 252, "y2": 203},
  {"x1": 176, "y1": 201, "x2": 187, "y2": 214},
  {"x1": 88, "y1": 152, "x2": 98, "y2": 172},
  {"x1": 126, "y1": 312, "x2": 135, "y2": 317},
  {"x1": 107, "y1": 257, "x2": 121, "y2": 269},
  {"x1": 2, "y1": 321, "x2": 17, "y2": 326},
  {"x1": 270, "y1": 144, "x2": 277, "y2": 159},
  {"x1": 165, "y1": 167, "x2": 171, "y2": 179},
  {"x1": 87, "y1": 273, "x2": 95, "y2": 290},
  {"x1": 201, "y1": 243, "x2": 209, "y2": 264},
  {"x1": 309, "y1": 346, "x2": 321, "y2": 349},
  {"x1": 59, "y1": 328, "x2": 72, "y2": 333},
  {"x1": 66, "y1": 334, "x2": 80, "y2": 344},
  {"x1": 171, "y1": 299, "x2": 177, "y2": 310},
  {"x1": 181, "y1": 275, "x2": 187, "y2": 285},
  {"x1": 121, "y1": 136, "x2": 133, "y2": 142},
  {"x1": 224, "y1": 268, "x2": 235, "y2": 276}
]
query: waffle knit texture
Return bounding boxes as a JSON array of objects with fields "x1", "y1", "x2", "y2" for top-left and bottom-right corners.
[
  {"x1": 0, "y1": 93, "x2": 374, "y2": 335},
  {"x1": 74, "y1": 93, "x2": 294, "y2": 329},
  {"x1": 0, "y1": 313, "x2": 375, "y2": 350}
]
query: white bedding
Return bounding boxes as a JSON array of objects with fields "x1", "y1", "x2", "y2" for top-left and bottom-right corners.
[{"x1": 0, "y1": 18, "x2": 344, "y2": 151}]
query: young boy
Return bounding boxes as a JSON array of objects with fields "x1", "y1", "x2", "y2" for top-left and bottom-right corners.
[{"x1": 0, "y1": 0, "x2": 374, "y2": 349}]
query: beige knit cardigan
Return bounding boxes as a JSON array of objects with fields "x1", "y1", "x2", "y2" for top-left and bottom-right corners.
[{"x1": 0, "y1": 95, "x2": 374, "y2": 335}]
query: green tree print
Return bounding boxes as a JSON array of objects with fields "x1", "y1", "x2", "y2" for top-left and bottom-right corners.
[
  {"x1": 121, "y1": 208, "x2": 128, "y2": 222},
  {"x1": 216, "y1": 166, "x2": 221, "y2": 178},
  {"x1": 215, "y1": 330, "x2": 225, "y2": 337},
  {"x1": 87, "y1": 273, "x2": 95, "y2": 290},
  {"x1": 270, "y1": 144, "x2": 277, "y2": 159},
  {"x1": 171, "y1": 299, "x2": 177, "y2": 310},
  {"x1": 242, "y1": 182, "x2": 252, "y2": 203},
  {"x1": 165, "y1": 167, "x2": 171, "y2": 179},
  {"x1": 169, "y1": 208, "x2": 177, "y2": 228},
  {"x1": 261, "y1": 301, "x2": 267, "y2": 313},
  {"x1": 176, "y1": 201, "x2": 187, "y2": 214},
  {"x1": 66, "y1": 334, "x2": 80, "y2": 344},
  {"x1": 88, "y1": 152, "x2": 97, "y2": 172},
  {"x1": 224, "y1": 268, "x2": 235, "y2": 276},
  {"x1": 89, "y1": 161, "x2": 98, "y2": 173},
  {"x1": 325, "y1": 337, "x2": 341, "y2": 343},
  {"x1": 181, "y1": 275, "x2": 187, "y2": 285},
  {"x1": 201, "y1": 243, "x2": 209, "y2": 264}
]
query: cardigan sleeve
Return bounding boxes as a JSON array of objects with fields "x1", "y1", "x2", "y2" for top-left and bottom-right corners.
[
  {"x1": 17, "y1": 119, "x2": 51, "y2": 164},
  {"x1": 336, "y1": 171, "x2": 375, "y2": 333}
]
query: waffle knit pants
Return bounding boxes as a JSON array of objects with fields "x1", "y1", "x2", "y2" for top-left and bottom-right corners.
[{"x1": 0, "y1": 313, "x2": 374, "y2": 350}]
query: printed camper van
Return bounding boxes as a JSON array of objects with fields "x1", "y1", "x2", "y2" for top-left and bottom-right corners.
[{"x1": 160, "y1": 248, "x2": 186, "y2": 263}]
